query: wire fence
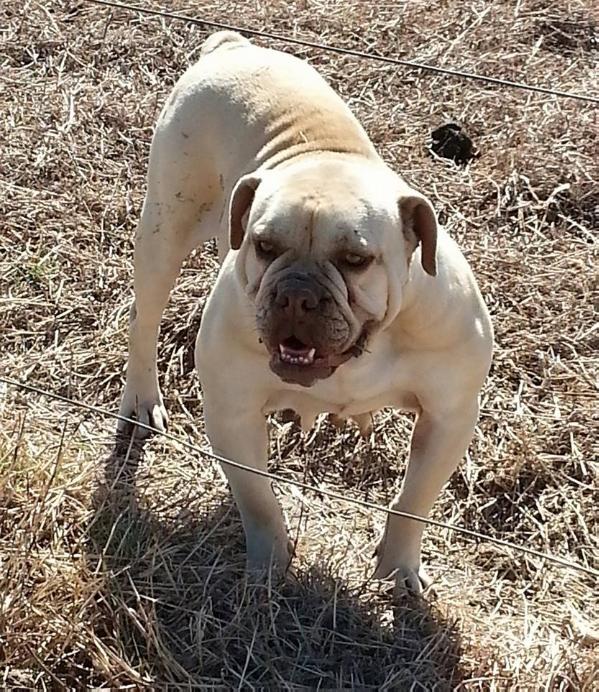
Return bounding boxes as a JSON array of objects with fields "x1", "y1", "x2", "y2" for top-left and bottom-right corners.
[
  {"x1": 2, "y1": 2, "x2": 596, "y2": 583},
  {"x1": 86, "y1": 0, "x2": 599, "y2": 104},
  {"x1": 1, "y1": 376, "x2": 597, "y2": 579}
]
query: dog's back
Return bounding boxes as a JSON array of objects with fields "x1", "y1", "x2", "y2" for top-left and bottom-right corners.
[{"x1": 165, "y1": 31, "x2": 378, "y2": 172}]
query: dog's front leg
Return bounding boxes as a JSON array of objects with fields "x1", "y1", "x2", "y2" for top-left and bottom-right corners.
[
  {"x1": 373, "y1": 398, "x2": 479, "y2": 594},
  {"x1": 119, "y1": 189, "x2": 213, "y2": 436},
  {"x1": 118, "y1": 212, "x2": 185, "y2": 435},
  {"x1": 203, "y1": 388, "x2": 291, "y2": 573}
]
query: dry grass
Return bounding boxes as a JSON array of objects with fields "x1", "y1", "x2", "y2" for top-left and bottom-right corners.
[{"x1": 1, "y1": 0, "x2": 598, "y2": 687}]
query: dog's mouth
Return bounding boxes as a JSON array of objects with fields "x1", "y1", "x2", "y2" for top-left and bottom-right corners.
[
  {"x1": 269, "y1": 330, "x2": 369, "y2": 387},
  {"x1": 278, "y1": 336, "x2": 317, "y2": 366}
]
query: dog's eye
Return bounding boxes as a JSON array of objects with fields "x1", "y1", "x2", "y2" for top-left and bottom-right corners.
[
  {"x1": 255, "y1": 239, "x2": 276, "y2": 258},
  {"x1": 342, "y1": 253, "x2": 373, "y2": 269}
]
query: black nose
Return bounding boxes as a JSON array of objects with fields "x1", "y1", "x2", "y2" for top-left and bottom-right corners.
[{"x1": 275, "y1": 277, "x2": 321, "y2": 316}]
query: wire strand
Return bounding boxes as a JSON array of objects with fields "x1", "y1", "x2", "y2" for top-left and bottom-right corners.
[
  {"x1": 84, "y1": 0, "x2": 598, "y2": 104},
  {"x1": 1, "y1": 376, "x2": 596, "y2": 579}
]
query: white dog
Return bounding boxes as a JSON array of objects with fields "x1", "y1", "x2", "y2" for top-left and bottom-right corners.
[{"x1": 118, "y1": 31, "x2": 493, "y2": 592}]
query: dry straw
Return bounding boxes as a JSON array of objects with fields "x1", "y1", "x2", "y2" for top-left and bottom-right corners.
[
  {"x1": 87, "y1": 0, "x2": 599, "y2": 103},
  {"x1": 3, "y1": 374, "x2": 597, "y2": 580},
  {"x1": 1, "y1": 0, "x2": 597, "y2": 686}
]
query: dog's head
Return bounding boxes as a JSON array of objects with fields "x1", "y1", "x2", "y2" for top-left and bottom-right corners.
[{"x1": 230, "y1": 157, "x2": 437, "y2": 387}]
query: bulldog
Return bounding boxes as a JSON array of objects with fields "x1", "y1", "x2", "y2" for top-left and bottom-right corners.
[{"x1": 118, "y1": 31, "x2": 493, "y2": 593}]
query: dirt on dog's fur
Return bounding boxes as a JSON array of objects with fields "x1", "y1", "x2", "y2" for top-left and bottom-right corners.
[{"x1": 0, "y1": 0, "x2": 597, "y2": 687}]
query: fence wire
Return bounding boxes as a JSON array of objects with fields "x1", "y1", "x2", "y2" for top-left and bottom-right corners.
[
  {"x1": 86, "y1": 0, "x2": 598, "y2": 104},
  {"x1": 1, "y1": 377, "x2": 597, "y2": 579},
  {"x1": 3, "y1": 2, "x2": 597, "y2": 582}
]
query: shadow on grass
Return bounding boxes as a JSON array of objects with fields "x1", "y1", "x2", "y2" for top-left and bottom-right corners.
[{"x1": 85, "y1": 437, "x2": 469, "y2": 688}]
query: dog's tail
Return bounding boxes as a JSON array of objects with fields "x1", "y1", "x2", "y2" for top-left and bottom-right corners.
[{"x1": 200, "y1": 30, "x2": 250, "y2": 57}]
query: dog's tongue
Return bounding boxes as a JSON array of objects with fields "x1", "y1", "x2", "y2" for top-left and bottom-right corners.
[{"x1": 279, "y1": 339, "x2": 316, "y2": 365}]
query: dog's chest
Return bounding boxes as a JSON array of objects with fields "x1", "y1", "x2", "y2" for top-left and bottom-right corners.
[{"x1": 262, "y1": 334, "x2": 420, "y2": 428}]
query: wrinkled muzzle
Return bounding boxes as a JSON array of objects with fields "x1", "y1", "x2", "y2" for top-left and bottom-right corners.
[{"x1": 256, "y1": 266, "x2": 366, "y2": 387}]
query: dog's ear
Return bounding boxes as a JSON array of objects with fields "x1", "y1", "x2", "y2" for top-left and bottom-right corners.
[
  {"x1": 229, "y1": 173, "x2": 262, "y2": 250},
  {"x1": 398, "y1": 189, "x2": 438, "y2": 276}
]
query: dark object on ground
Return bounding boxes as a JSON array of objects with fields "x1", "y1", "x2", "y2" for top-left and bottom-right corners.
[{"x1": 430, "y1": 123, "x2": 476, "y2": 165}]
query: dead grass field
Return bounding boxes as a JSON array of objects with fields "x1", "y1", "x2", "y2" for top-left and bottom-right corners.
[{"x1": 1, "y1": 0, "x2": 598, "y2": 687}]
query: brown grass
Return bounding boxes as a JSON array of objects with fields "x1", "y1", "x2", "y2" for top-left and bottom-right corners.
[{"x1": 1, "y1": 0, "x2": 597, "y2": 687}]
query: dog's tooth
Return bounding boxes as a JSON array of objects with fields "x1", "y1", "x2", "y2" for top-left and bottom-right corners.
[{"x1": 279, "y1": 345, "x2": 316, "y2": 366}]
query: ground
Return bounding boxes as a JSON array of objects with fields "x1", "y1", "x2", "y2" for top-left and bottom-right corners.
[{"x1": 0, "y1": 0, "x2": 597, "y2": 687}]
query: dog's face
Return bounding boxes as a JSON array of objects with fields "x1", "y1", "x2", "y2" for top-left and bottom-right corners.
[{"x1": 230, "y1": 158, "x2": 437, "y2": 386}]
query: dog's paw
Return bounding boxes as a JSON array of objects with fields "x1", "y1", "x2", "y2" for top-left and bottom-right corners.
[
  {"x1": 372, "y1": 538, "x2": 432, "y2": 596},
  {"x1": 246, "y1": 531, "x2": 293, "y2": 576},
  {"x1": 393, "y1": 565, "x2": 432, "y2": 596},
  {"x1": 372, "y1": 557, "x2": 432, "y2": 596},
  {"x1": 118, "y1": 383, "x2": 168, "y2": 437}
]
